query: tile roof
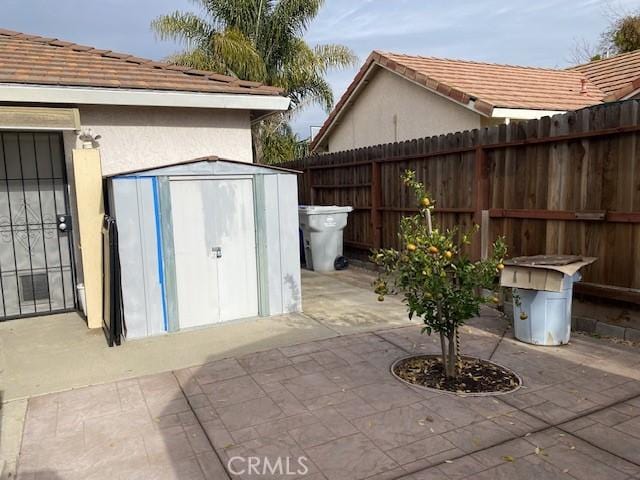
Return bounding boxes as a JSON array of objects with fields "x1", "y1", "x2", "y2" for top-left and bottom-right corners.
[
  {"x1": 311, "y1": 51, "x2": 608, "y2": 152},
  {"x1": 0, "y1": 29, "x2": 283, "y2": 96},
  {"x1": 379, "y1": 52, "x2": 604, "y2": 111},
  {"x1": 570, "y1": 49, "x2": 640, "y2": 99}
]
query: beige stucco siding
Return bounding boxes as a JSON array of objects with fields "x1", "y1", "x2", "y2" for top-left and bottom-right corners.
[
  {"x1": 326, "y1": 68, "x2": 482, "y2": 152},
  {"x1": 78, "y1": 106, "x2": 253, "y2": 176}
]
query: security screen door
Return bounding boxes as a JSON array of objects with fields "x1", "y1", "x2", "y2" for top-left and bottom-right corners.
[
  {"x1": 170, "y1": 177, "x2": 259, "y2": 329},
  {"x1": 0, "y1": 132, "x2": 76, "y2": 320}
]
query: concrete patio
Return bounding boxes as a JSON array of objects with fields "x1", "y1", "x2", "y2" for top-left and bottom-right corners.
[{"x1": 3, "y1": 269, "x2": 640, "y2": 479}]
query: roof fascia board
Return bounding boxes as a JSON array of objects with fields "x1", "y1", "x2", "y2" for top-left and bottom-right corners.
[
  {"x1": 492, "y1": 107, "x2": 566, "y2": 119},
  {"x1": 0, "y1": 83, "x2": 290, "y2": 111},
  {"x1": 311, "y1": 61, "x2": 378, "y2": 151},
  {"x1": 621, "y1": 88, "x2": 640, "y2": 100}
]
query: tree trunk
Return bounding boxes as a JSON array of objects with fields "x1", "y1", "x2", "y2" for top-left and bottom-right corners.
[
  {"x1": 446, "y1": 331, "x2": 458, "y2": 378},
  {"x1": 439, "y1": 332, "x2": 448, "y2": 375}
]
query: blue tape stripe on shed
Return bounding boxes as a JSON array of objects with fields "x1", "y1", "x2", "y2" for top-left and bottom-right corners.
[{"x1": 151, "y1": 177, "x2": 169, "y2": 332}]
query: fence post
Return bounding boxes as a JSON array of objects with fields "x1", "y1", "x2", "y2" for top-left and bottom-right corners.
[
  {"x1": 473, "y1": 146, "x2": 489, "y2": 259},
  {"x1": 308, "y1": 167, "x2": 316, "y2": 205},
  {"x1": 371, "y1": 160, "x2": 382, "y2": 249}
]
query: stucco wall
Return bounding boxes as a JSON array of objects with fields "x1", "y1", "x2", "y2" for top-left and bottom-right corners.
[
  {"x1": 78, "y1": 105, "x2": 253, "y2": 176},
  {"x1": 326, "y1": 68, "x2": 482, "y2": 152}
]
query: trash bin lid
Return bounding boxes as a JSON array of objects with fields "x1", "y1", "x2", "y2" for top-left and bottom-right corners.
[
  {"x1": 298, "y1": 205, "x2": 354, "y2": 215},
  {"x1": 506, "y1": 255, "x2": 583, "y2": 267}
]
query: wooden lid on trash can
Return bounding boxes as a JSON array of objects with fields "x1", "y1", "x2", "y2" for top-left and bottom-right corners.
[
  {"x1": 507, "y1": 255, "x2": 583, "y2": 267},
  {"x1": 501, "y1": 255, "x2": 597, "y2": 292}
]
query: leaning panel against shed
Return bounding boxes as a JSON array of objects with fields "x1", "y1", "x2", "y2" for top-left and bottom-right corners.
[{"x1": 106, "y1": 157, "x2": 302, "y2": 339}]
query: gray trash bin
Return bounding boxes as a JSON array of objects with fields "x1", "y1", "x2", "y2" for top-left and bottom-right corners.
[{"x1": 298, "y1": 206, "x2": 353, "y2": 272}]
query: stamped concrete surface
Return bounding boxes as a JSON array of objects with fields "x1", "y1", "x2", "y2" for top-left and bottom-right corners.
[{"x1": 7, "y1": 269, "x2": 640, "y2": 479}]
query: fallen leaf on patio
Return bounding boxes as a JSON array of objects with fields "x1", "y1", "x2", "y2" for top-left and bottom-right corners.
[
  {"x1": 472, "y1": 437, "x2": 481, "y2": 446},
  {"x1": 534, "y1": 447, "x2": 548, "y2": 457},
  {"x1": 502, "y1": 455, "x2": 514, "y2": 462},
  {"x1": 524, "y1": 433, "x2": 531, "y2": 437},
  {"x1": 569, "y1": 446, "x2": 575, "y2": 450},
  {"x1": 563, "y1": 469, "x2": 569, "y2": 474},
  {"x1": 444, "y1": 460, "x2": 453, "y2": 464}
]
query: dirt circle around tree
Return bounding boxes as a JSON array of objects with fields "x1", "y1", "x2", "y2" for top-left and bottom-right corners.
[{"x1": 391, "y1": 355, "x2": 522, "y2": 396}]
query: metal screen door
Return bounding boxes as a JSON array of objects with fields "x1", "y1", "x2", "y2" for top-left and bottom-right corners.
[{"x1": 0, "y1": 132, "x2": 76, "y2": 320}]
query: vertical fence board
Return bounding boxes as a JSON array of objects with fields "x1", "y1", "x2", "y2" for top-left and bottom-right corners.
[{"x1": 282, "y1": 100, "x2": 640, "y2": 300}]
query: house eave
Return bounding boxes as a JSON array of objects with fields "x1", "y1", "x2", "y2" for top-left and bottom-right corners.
[
  {"x1": 0, "y1": 83, "x2": 291, "y2": 112},
  {"x1": 491, "y1": 107, "x2": 567, "y2": 120}
]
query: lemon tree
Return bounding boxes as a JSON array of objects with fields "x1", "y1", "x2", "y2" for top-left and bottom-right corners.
[{"x1": 373, "y1": 170, "x2": 507, "y2": 379}]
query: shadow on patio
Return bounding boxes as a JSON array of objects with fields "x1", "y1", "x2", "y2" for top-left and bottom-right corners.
[{"x1": 12, "y1": 269, "x2": 640, "y2": 479}]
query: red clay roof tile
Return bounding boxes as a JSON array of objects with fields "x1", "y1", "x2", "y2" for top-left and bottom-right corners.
[
  {"x1": 0, "y1": 29, "x2": 283, "y2": 96},
  {"x1": 570, "y1": 49, "x2": 640, "y2": 99}
]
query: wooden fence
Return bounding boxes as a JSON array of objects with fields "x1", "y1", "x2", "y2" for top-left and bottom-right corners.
[{"x1": 281, "y1": 100, "x2": 640, "y2": 304}]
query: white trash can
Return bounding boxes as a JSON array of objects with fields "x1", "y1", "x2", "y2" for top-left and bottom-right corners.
[
  {"x1": 512, "y1": 273, "x2": 581, "y2": 346},
  {"x1": 500, "y1": 255, "x2": 597, "y2": 346},
  {"x1": 298, "y1": 206, "x2": 353, "y2": 272}
]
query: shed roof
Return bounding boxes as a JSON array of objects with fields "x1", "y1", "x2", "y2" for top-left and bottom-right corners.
[{"x1": 109, "y1": 157, "x2": 301, "y2": 178}]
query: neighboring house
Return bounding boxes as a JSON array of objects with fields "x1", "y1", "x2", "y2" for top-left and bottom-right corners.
[
  {"x1": 310, "y1": 50, "x2": 640, "y2": 153},
  {"x1": 0, "y1": 29, "x2": 301, "y2": 339}
]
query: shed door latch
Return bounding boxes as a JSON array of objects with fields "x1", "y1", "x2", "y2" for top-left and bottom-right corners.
[{"x1": 212, "y1": 246, "x2": 222, "y2": 258}]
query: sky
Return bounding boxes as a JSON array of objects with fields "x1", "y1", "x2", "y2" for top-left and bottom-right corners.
[{"x1": 3, "y1": 0, "x2": 640, "y2": 137}]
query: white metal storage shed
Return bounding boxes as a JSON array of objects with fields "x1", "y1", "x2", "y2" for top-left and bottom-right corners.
[{"x1": 106, "y1": 157, "x2": 302, "y2": 339}]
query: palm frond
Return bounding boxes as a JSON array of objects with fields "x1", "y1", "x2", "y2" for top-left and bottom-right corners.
[
  {"x1": 270, "y1": 0, "x2": 323, "y2": 36},
  {"x1": 164, "y1": 49, "x2": 220, "y2": 72},
  {"x1": 209, "y1": 27, "x2": 267, "y2": 80},
  {"x1": 202, "y1": 0, "x2": 265, "y2": 34},
  {"x1": 151, "y1": 11, "x2": 212, "y2": 46},
  {"x1": 313, "y1": 44, "x2": 358, "y2": 72}
]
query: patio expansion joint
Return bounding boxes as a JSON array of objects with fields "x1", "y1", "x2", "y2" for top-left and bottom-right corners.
[
  {"x1": 487, "y1": 322, "x2": 511, "y2": 360},
  {"x1": 393, "y1": 388, "x2": 640, "y2": 480},
  {"x1": 170, "y1": 370, "x2": 232, "y2": 480},
  {"x1": 505, "y1": 389, "x2": 640, "y2": 468}
]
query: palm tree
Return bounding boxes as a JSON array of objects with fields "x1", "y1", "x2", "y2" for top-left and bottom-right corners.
[{"x1": 152, "y1": 0, "x2": 357, "y2": 163}]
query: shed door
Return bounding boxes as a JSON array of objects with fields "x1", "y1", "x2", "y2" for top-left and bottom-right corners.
[{"x1": 170, "y1": 178, "x2": 259, "y2": 329}]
